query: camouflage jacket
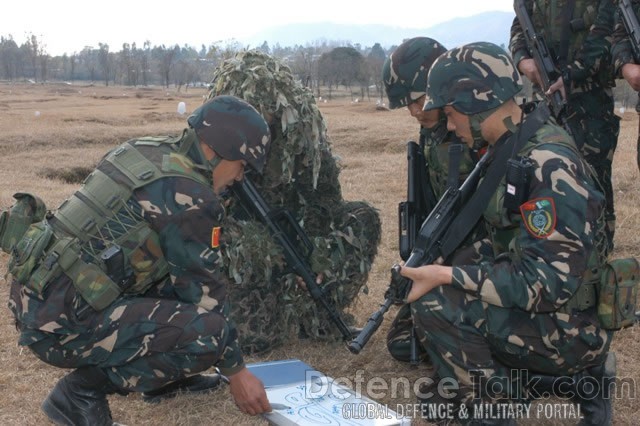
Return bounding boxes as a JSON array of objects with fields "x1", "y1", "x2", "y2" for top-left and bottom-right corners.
[
  {"x1": 612, "y1": 0, "x2": 640, "y2": 74},
  {"x1": 451, "y1": 120, "x2": 606, "y2": 317},
  {"x1": 9, "y1": 131, "x2": 245, "y2": 374},
  {"x1": 510, "y1": 0, "x2": 616, "y2": 92}
]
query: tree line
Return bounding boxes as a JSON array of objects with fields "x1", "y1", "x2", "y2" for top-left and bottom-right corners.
[{"x1": 0, "y1": 34, "x2": 390, "y2": 100}]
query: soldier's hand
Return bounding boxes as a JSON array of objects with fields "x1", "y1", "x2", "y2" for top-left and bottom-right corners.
[
  {"x1": 518, "y1": 58, "x2": 543, "y2": 88},
  {"x1": 622, "y1": 63, "x2": 640, "y2": 91},
  {"x1": 296, "y1": 273, "x2": 324, "y2": 290},
  {"x1": 546, "y1": 76, "x2": 566, "y2": 101},
  {"x1": 228, "y1": 367, "x2": 271, "y2": 415},
  {"x1": 399, "y1": 264, "x2": 452, "y2": 303}
]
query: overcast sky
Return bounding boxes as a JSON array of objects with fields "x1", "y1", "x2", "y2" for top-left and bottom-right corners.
[{"x1": 1, "y1": 0, "x2": 514, "y2": 56}]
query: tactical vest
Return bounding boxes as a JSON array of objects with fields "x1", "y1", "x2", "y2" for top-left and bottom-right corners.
[
  {"x1": 23, "y1": 130, "x2": 211, "y2": 311},
  {"x1": 483, "y1": 126, "x2": 607, "y2": 313}
]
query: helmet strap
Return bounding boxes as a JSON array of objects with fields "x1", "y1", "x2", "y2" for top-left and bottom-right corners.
[
  {"x1": 468, "y1": 105, "x2": 499, "y2": 150},
  {"x1": 179, "y1": 128, "x2": 223, "y2": 177},
  {"x1": 207, "y1": 156, "x2": 223, "y2": 172}
]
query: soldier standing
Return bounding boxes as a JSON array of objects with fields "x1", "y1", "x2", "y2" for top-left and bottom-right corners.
[
  {"x1": 405, "y1": 42, "x2": 615, "y2": 424},
  {"x1": 510, "y1": 0, "x2": 619, "y2": 253},
  {"x1": 381, "y1": 37, "x2": 479, "y2": 364},
  {"x1": 7, "y1": 96, "x2": 273, "y2": 424}
]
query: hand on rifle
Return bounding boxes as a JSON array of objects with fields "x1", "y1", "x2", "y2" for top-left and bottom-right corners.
[
  {"x1": 622, "y1": 63, "x2": 640, "y2": 91},
  {"x1": 546, "y1": 76, "x2": 567, "y2": 101},
  {"x1": 296, "y1": 273, "x2": 324, "y2": 290},
  {"x1": 518, "y1": 58, "x2": 544, "y2": 89},
  {"x1": 398, "y1": 263, "x2": 452, "y2": 303}
]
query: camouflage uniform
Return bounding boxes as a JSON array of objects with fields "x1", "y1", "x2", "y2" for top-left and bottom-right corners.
[
  {"x1": 7, "y1": 97, "x2": 269, "y2": 393},
  {"x1": 415, "y1": 42, "x2": 613, "y2": 418},
  {"x1": 382, "y1": 37, "x2": 479, "y2": 363},
  {"x1": 510, "y1": 0, "x2": 620, "y2": 253},
  {"x1": 612, "y1": 0, "x2": 640, "y2": 171},
  {"x1": 207, "y1": 51, "x2": 381, "y2": 353}
]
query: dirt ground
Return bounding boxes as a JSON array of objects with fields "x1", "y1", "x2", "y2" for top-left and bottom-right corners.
[{"x1": 0, "y1": 83, "x2": 638, "y2": 425}]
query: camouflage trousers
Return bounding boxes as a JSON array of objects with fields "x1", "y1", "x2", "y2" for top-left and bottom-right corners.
[
  {"x1": 570, "y1": 89, "x2": 620, "y2": 253},
  {"x1": 386, "y1": 304, "x2": 428, "y2": 363},
  {"x1": 24, "y1": 283, "x2": 231, "y2": 393},
  {"x1": 410, "y1": 284, "x2": 613, "y2": 404}
]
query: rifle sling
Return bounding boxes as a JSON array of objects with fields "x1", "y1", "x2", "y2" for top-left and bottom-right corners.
[
  {"x1": 446, "y1": 142, "x2": 464, "y2": 190},
  {"x1": 439, "y1": 104, "x2": 550, "y2": 259},
  {"x1": 418, "y1": 133, "x2": 438, "y2": 212}
]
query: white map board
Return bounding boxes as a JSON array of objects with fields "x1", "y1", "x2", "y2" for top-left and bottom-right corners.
[{"x1": 247, "y1": 359, "x2": 411, "y2": 426}]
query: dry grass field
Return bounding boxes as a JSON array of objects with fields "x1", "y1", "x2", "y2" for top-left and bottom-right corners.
[{"x1": 0, "y1": 82, "x2": 639, "y2": 425}]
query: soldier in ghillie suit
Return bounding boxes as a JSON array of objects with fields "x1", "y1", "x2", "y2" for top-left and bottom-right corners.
[
  {"x1": 206, "y1": 50, "x2": 381, "y2": 353},
  {"x1": 6, "y1": 96, "x2": 275, "y2": 424},
  {"x1": 510, "y1": 0, "x2": 619, "y2": 254},
  {"x1": 402, "y1": 42, "x2": 617, "y2": 424},
  {"x1": 382, "y1": 37, "x2": 479, "y2": 365}
]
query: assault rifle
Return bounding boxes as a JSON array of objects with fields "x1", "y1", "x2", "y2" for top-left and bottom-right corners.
[
  {"x1": 514, "y1": 0, "x2": 569, "y2": 124},
  {"x1": 231, "y1": 177, "x2": 354, "y2": 342},
  {"x1": 348, "y1": 149, "x2": 491, "y2": 354},
  {"x1": 619, "y1": 0, "x2": 640, "y2": 60},
  {"x1": 398, "y1": 140, "x2": 435, "y2": 261},
  {"x1": 619, "y1": 0, "x2": 640, "y2": 119}
]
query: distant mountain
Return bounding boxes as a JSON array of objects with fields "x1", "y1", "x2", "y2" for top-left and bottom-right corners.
[{"x1": 244, "y1": 11, "x2": 515, "y2": 51}]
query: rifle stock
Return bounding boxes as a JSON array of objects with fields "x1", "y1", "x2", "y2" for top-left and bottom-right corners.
[
  {"x1": 231, "y1": 177, "x2": 354, "y2": 342},
  {"x1": 348, "y1": 149, "x2": 491, "y2": 354}
]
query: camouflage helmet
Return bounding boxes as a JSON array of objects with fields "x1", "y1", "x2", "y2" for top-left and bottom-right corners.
[
  {"x1": 422, "y1": 42, "x2": 522, "y2": 115},
  {"x1": 383, "y1": 37, "x2": 447, "y2": 109},
  {"x1": 188, "y1": 95, "x2": 271, "y2": 173}
]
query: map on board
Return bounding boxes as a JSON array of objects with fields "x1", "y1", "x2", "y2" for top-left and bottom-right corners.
[{"x1": 247, "y1": 359, "x2": 411, "y2": 426}]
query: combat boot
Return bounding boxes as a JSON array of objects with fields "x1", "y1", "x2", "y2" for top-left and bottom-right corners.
[
  {"x1": 573, "y1": 352, "x2": 616, "y2": 426},
  {"x1": 526, "y1": 352, "x2": 616, "y2": 426},
  {"x1": 42, "y1": 366, "x2": 119, "y2": 426},
  {"x1": 142, "y1": 373, "x2": 222, "y2": 403}
]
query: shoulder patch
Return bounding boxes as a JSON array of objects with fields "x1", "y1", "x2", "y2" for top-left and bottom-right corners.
[{"x1": 520, "y1": 197, "x2": 556, "y2": 239}]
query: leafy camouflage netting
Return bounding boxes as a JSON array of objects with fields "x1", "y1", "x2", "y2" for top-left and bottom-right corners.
[{"x1": 207, "y1": 50, "x2": 381, "y2": 353}]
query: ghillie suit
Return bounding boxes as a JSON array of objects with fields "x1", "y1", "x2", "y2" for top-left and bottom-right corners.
[{"x1": 207, "y1": 50, "x2": 381, "y2": 353}]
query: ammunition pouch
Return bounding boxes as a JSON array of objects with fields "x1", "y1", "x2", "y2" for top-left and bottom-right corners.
[
  {"x1": 8, "y1": 221, "x2": 54, "y2": 285},
  {"x1": 0, "y1": 192, "x2": 47, "y2": 254},
  {"x1": 597, "y1": 258, "x2": 639, "y2": 330},
  {"x1": 11, "y1": 225, "x2": 127, "y2": 311}
]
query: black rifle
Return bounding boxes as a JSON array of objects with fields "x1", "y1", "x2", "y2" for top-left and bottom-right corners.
[
  {"x1": 348, "y1": 149, "x2": 491, "y2": 354},
  {"x1": 231, "y1": 177, "x2": 354, "y2": 341},
  {"x1": 619, "y1": 0, "x2": 640, "y2": 60},
  {"x1": 514, "y1": 0, "x2": 576, "y2": 139},
  {"x1": 618, "y1": 0, "x2": 640, "y2": 158},
  {"x1": 398, "y1": 140, "x2": 434, "y2": 261}
]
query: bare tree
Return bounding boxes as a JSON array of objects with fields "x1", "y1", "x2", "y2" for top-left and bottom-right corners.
[
  {"x1": 0, "y1": 36, "x2": 20, "y2": 81},
  {"x1": 153, "y1": 44, "x2": 179, "y2": 88},
  {"x1": 98, "y1": 43, "x2": 114, "y2": 86},
  {"x1": 366, "y1": 43, "x2": 386, "y2": 101}
]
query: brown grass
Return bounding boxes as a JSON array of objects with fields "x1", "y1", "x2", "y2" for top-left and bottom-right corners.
[{"x1": 0, "y1": 83, "x2": 638, "y2": 425}]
